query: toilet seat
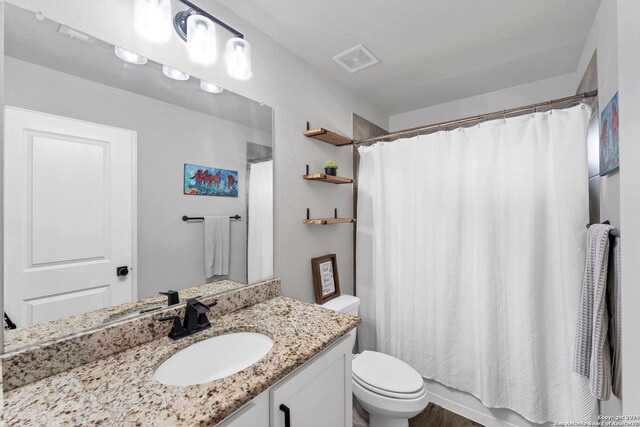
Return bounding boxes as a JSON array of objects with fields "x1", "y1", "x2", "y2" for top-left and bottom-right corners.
[
  {"x1": 352, "y1": 351, "x2": 425, "y2": 399},
  {"x1": 353, "y1": 373, "x2": 426, "y2": 399}
]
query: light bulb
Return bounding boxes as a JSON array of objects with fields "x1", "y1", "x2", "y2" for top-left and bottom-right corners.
[
  {"x1": 200, "y1": 80, "x2": 224, "y2": 93},
  {"x1": 187, "y1": 14, "x2": 217, "y2": 65},
  {"x1": 162, "y1": 65, "x2": 190, "y2": 81},
  {"x1": 225, "y1": 37, "x2": 252, "y2": 80},
  {"x1": 114, "y1": 46, "x2": 148, "y2": 65},
  {"x1": 134, "y1": 0, "x2": 171, "y2": 43}
]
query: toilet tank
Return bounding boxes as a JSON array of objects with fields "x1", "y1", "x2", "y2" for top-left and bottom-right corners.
[
  {"x1": 321, "y1": 295, "x2": 360, "y2": 316},
  {"x1": 320, "y1": 295, "x2": 360, "y2": 353}
]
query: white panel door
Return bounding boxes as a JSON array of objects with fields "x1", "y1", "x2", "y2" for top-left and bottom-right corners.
[{"x1": 4, "y1": 106, "x2": 136, "y2": 328}]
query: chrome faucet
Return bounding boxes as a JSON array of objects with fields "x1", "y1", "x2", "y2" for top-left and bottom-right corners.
[{"x1": 159, "y1": 298, "x2": 217, "y2": 340}]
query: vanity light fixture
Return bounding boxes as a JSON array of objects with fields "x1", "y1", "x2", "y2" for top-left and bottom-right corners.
[
  {"x1": 172, "y1": 1, "x2": 252, "y2": 80},
  {"x1": 187, "y1": 14, "x2": 217, "y2": 65},
  {"x1": 135, "y1": 0, "x2": 172, "y2": 43},
  {"x1": 225, "y1": 37, "x2": 252, "y2": 80},
  {"x1": 133, "y1": 0, "x2": 253, "y2": 79},
  {"x1": 226, "y1": 37, "x2": 251, "y2": 80},
  {"x1": 114, "y1": 46, "x2": 148, "y2": 65},
  {"x1": 162, "y1": 65, "x2": 190, "y2": 81},
  {"x1": 200, "y1": 80, "x2": 224, "y2": 94}
]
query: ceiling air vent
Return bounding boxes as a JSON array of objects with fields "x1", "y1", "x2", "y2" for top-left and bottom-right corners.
[{"x1": 333, "y1": 44, "x2": 380, "y2": 73}]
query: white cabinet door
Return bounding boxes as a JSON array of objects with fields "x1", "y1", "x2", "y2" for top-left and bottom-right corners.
[
  {"x1": 4, "y1": 107, "x2": 137, "y2": 328},
  {"x1": 270, "y1": 336, "x2": 352, "y2": 427},
  {"x1": 217, "y1": 391, "x2": 269, "y2": 427}
]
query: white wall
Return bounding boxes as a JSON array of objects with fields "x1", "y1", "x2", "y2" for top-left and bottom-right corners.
[
  {"x1": 617, "y1": 0, "x2": 640, "y2": 416},
  {"x1": 389, "y1": 73, "x2": 576, "y2": 131},
  {"x1": 4, "y1": 56, "x2": 272, "y2": 298},
  {"x1": 575, "y1": 0, "x2": 622, "y2": 416},
  {"x1": 577, "y1": 0, "x2": 618, "y2": 112},
  {"x1": 4, "y1": 0, "x2": 389, "y2": 302}
]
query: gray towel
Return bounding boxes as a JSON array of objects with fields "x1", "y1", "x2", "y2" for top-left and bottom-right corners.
[
  {"x1": 574, "y1": 223, "x2": 613, "y2": 400},
  {"x1": 608, "y1": 236, "x2": 622, "y2": 398},
  {"x1": 204, "y1": 216, "x2": 230, "y2": 278}
]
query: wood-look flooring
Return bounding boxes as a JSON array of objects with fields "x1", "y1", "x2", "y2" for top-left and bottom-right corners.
[{"x1": 409, "y1": 403, "x2": 485, "y2": 427}]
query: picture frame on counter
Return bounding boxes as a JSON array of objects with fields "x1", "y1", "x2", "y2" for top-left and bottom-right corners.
[{"x1": 311, "y1": 254, "x2": 341, "y2": 304}]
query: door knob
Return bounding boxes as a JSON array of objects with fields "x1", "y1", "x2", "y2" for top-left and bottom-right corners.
[{"x1": 116, "y1": 266, "x2": 129, "y2": 277}]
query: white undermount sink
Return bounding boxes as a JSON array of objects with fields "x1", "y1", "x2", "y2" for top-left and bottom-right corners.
[{"x1": 153, "y1": 332, "x2": 273, "y2": 386}]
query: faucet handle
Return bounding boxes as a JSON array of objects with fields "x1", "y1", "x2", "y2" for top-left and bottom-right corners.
[
  {"x1": 185, "y1": 298, "x2": 212, "y2": 330},
  {"x1": 159, "y1": 290, "x2": 180, "y2": 306},
  {"x1": 186, "y1": 298, "x2": 211, "y2": 314},
  {"x1": 158, "y1": 315, "x2": 189, "y2": 340}
]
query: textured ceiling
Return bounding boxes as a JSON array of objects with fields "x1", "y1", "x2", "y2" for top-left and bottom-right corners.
[{"x1": 216, "y1": 0, "x2": 601, "y2": 115}]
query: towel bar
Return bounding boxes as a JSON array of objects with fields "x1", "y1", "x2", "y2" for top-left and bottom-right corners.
[
  {"x1": 182, "y1": 215, "x2": 241, "y2": 221},
  {"x1": 586, "y1": 221, "x2": 620, "y2": 237}
]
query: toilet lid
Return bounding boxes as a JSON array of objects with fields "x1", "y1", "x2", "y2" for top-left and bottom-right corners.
[{"x1": 352, "y1": 351, "x2": 424, "y2": 398}]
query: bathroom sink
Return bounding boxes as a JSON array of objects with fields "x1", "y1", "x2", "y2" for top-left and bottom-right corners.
[{"x1": 153, "y1": 332, "x2": 273, "y2": 386}]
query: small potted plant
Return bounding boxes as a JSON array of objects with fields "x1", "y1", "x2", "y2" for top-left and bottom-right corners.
[{"x1": 323, "y1": 160, "x2": 339, "y2": 176}]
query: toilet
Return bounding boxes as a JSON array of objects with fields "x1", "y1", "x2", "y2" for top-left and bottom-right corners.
[{"x1": 320, "y1": 295, "x2": 429, "y2": 427}]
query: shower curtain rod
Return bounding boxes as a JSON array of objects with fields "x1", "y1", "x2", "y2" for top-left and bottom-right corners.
[{"x1": 354, "y1": 90, "x2": 598, "y2": 145}]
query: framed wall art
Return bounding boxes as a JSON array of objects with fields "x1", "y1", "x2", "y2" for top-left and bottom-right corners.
[
  {"x1": 599, "y1": 92, "x2": 619, "y2": 176},
  {"x1": 184, "y1": 164, "x2": 238, "y2": 197}
]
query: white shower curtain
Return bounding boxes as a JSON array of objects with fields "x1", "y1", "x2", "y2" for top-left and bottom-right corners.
[
  {"x1": 356, "y1": 105, "x2": 597, "y2": 423},
  {"x1": 248, "y1": 160, "x2": 273, "y2": 283}
]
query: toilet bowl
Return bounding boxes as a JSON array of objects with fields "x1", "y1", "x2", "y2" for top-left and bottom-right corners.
[
  {"x1": 319, "y1": 296, "x2": 428, "y2": 427},
  {"x1": 352, "y1": 350, "x2": 428, "y2": 427}
]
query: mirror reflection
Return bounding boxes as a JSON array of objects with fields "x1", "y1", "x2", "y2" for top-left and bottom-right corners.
[{"x1": 2, "y1": 4, "x2": 274, "y2": 352}]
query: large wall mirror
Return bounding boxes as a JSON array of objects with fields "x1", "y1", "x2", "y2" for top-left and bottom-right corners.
[{"x1": 2, "y1": 4, "x2": 274, "y2": 353}]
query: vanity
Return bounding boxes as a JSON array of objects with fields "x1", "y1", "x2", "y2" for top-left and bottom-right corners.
[
  {"x1": 218, "y1": 326, "x2": 353, "y2": 427},
  {"x1": 2, "y1": 280, "x2": 360, "y2": 426}
]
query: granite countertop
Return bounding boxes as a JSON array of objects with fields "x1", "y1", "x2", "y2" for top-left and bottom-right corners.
[
  {"x1": 3, "y1": 296, "x2": 361, "y2": 426},
  {"x1": 4, "y1": 280, "x2": 246, "y2": 352}
]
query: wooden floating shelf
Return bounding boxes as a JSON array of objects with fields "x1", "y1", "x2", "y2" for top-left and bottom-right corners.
[
  {"x1": 303, "y1": 174, "x2": 353, "y2": 184},
  {"x1": 304, "y1": 127, "x2": 353, "y2": 146},
  {"x1": 304, "y1": 218, "x2": 356, "y2": 225}
]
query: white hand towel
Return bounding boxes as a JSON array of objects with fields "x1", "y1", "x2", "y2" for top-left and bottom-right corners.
[{"x1": 204, "y1": 216, "x2": 230, "y2": 278}]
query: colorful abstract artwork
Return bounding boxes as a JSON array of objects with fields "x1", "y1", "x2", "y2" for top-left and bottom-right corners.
[
  {"x1": 600, "y1": 92, "x2": 619, "y2": 176},
  {"x1": 184, "y1": 164, "x2": 238, "y2": 197}
]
